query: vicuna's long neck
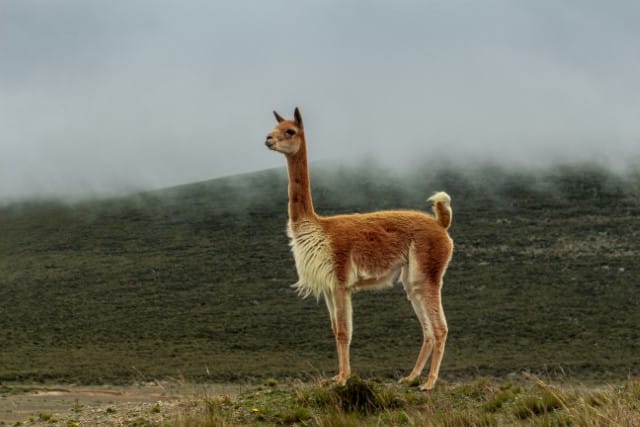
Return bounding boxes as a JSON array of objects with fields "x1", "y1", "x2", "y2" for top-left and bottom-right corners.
[{"x1": 286, "y1": 139, "x2": 316, "y2": 223}]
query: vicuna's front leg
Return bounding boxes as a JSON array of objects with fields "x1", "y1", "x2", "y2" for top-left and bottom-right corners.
[{"x1": 325, "y1": 287, "x2": 353, "y2": 384}]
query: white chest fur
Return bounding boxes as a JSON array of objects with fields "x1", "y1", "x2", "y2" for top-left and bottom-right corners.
[{"x1": 287, "y1": 219, "x2": 336, "y2": 299}]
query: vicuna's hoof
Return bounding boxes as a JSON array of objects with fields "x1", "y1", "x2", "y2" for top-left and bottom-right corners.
[
  {"x1": 398, "y1": 376, "x2": 421, "y2": 387},
  {"x1": 331, "y1": 374, "x2": 348, "y2": 385},
  {"x1": 419, "y1": 378, "x2": 437, "y2": 391}
]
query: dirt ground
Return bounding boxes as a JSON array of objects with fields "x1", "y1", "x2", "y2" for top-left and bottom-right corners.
[{"x1": 0, "y1": 382, "x2": 242, "y2": 426}]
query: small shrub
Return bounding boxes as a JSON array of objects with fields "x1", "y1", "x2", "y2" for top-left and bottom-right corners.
[
  {"x1": 332, "y1": 376, "x2": 384, "y2": 414},
  {"x1": 297, "y1": 376, "x2": 401, "y2": 414}
]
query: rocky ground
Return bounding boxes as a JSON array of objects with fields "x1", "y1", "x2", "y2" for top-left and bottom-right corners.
[{"x1": 0, "y1": 382, "x2": 240, "y2": 426}]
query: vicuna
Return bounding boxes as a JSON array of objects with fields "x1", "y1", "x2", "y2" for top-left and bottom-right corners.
[{"x1": 265, "y1": 108, "x2": 453, "y2": 390}]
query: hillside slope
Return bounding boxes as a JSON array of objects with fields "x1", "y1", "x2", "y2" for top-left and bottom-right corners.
[{"x1": 1, "y1": 163, "x2": 638, "y2": 383}]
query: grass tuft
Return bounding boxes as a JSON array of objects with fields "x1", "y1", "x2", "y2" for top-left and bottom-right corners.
[
  {"x1": 332, "y1": 375, "x2": 387, "y2": 414},
  {"x1": 482, "y1": 389, "x2": 516, "y2": 413}
]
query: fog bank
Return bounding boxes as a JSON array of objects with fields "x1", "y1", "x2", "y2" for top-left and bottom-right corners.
[{"x1": 2, "y1": 1, "x2": 639, "y2": 201}]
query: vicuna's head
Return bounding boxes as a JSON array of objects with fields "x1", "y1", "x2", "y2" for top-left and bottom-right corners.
[{"x1": 265, "y1": 107, "x2": 305, "y2": 155}]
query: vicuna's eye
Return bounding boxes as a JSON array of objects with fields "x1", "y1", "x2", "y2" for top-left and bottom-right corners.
[{"x1": 285, "y1": 129, "x2": 296, "y2": 136}]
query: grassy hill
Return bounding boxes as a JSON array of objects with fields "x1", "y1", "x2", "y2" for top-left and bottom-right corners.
[{"x1": 0, "y1": 162, "x2": 639, "y2": 384}]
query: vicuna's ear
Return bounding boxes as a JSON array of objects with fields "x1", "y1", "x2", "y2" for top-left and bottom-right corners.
[
  {"x1": 294, "y1": 107, "x2": 303, "y2": 129},
  {"x1": 273, "y1": 111, "x2": 285, "y2": 123}
]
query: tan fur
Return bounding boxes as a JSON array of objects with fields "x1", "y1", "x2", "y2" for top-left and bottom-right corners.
[{"x1": 265, "y1": 108, "x2": 454, "y2": 390}]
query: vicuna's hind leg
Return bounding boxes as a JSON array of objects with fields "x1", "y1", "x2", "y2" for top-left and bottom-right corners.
[
  {"x1": 420, "y1": 278, "x2": 448, "y2": 390},
  {"x1": 401, "y1": 287, "x2": 435, "y2": 384},
  {"x1": 400, "y1": 263, "x2": 448, "y2": 390}
]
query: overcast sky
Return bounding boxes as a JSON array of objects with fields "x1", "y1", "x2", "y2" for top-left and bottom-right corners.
[{"x1": 1, "y1": 1, "x2": 639, "y2": 201}]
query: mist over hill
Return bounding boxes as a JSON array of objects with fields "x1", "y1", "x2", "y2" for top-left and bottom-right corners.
[
  {"x1": 3, "y1": 2, "x2": 640, "y2": 201},
  {"x1": 0, "y1": 162, "x2": 638, "y2": 384}
]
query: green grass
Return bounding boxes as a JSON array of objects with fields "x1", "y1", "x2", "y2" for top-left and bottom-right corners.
[
  {"x1": 172, "y1": 375, "x2": 640, "y2": 426},
  {"x1": 0, "y1": 161, "x2": 639, "y2": 384}
]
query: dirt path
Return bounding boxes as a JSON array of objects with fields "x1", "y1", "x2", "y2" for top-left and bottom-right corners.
[{"x1": 0, "y1": 382, "x2": 242, "y2": 426}]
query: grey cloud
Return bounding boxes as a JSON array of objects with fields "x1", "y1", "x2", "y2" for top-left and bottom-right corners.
[{"x1": 1, "y1": 1, "x2": 639, "y2": 201}]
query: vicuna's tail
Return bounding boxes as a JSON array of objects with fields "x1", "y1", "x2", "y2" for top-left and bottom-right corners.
[{"x1": 428, "y1": 192, "x2": 452, "y2": 229}]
